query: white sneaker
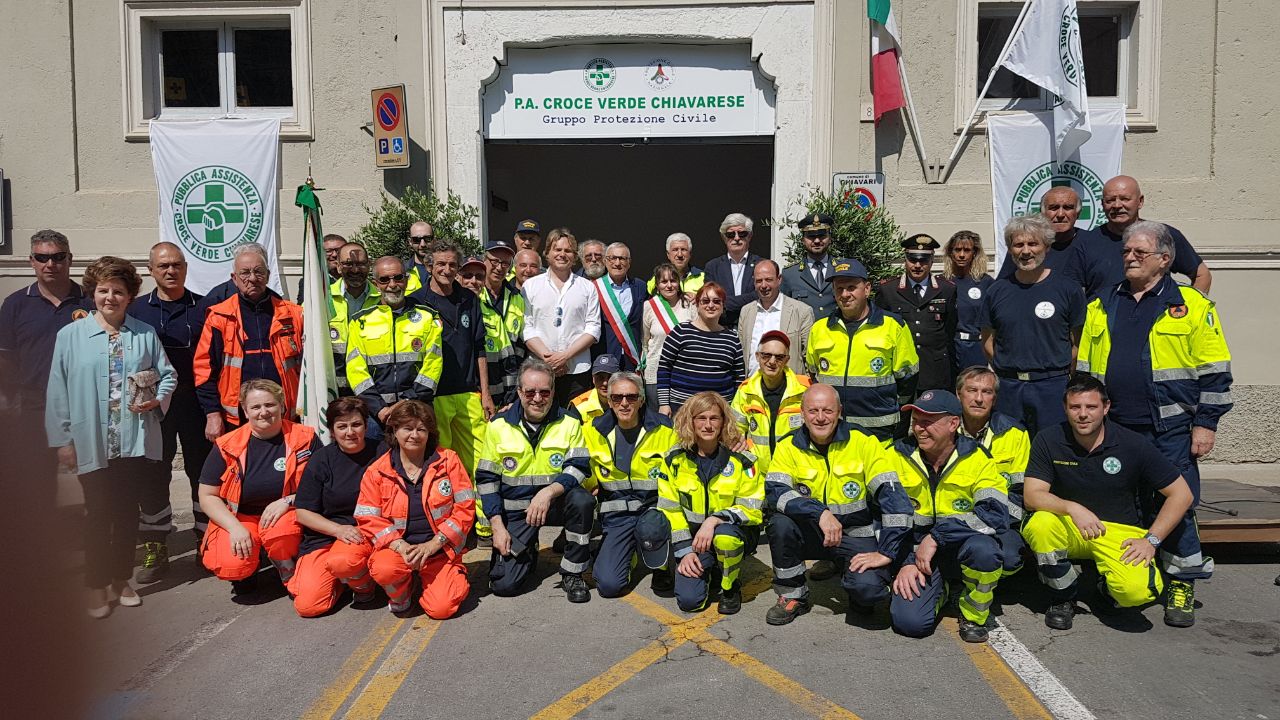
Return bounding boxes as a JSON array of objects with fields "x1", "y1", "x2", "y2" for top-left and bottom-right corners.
[{"x1": 117, "y1": 583, "x2": 142, "y2": 608}]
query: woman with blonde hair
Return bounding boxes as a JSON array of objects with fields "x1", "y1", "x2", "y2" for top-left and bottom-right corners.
[
  {"x1": 47, "y1": 256, "x2": 177, "y2": 616},
  {"x1": 944, "y1": 230, "x2": 993, "y2": 371},
  {"x1": 640, "y1": 391, "x2": 763, "y2": 615}
]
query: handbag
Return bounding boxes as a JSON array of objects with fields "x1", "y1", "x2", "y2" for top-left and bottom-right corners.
[{"x1": 128, "y1": 369, "x2": 161, "y2": 408}]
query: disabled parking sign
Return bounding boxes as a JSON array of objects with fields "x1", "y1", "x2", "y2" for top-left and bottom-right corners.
[{"x1": 371, "y1": 84, "x2": 410, "y2": 169}]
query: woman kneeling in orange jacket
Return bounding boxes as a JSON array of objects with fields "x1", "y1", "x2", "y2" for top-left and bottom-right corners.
[
  {"x1": 356, "y1": 400, "x2": 476, "y2": 618},
  {"x1": 289, "y1": 397, "x2": 384, "y2": 617},
  {"x1": 199, "y1": 379, "x2": 322, "y2": 592}
]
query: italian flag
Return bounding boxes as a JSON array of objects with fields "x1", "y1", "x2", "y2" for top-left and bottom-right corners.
[{"x1": 868, "y1": 0, "x2": 906, "y2": 124}]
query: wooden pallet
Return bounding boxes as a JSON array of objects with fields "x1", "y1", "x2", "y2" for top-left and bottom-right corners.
[{"x1": 1198, "y1": 476, "x2": 1280, "y2": 543}]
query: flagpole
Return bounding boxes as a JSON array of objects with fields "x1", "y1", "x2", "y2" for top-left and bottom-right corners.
[
  {"x1": 895, "y1": 53, "x2": 933, "y2": 182},
  {"x1": 940, "y1": 0, "x2": 1036, "y2": 183}
]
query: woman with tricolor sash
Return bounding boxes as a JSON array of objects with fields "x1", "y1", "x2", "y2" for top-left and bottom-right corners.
[{"x1": 641, "y1": 263, "x2": 695, "y2": 408}]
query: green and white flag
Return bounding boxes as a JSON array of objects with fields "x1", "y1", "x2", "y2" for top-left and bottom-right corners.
[
  {"x1": 1001, "y1": 0, "x2": 1091, "y2": 158},
  {"x1": 150, "y1": 118, "x2": 282, "y2": 294}
]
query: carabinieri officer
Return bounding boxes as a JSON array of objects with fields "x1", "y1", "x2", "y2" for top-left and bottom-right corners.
[{"x1": 875, "y1": 234, "x2": 958, "y2": 395}]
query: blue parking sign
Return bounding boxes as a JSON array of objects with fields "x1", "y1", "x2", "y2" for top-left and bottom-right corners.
[
  {"x1": 391, "y1": 137, "x2": 404, "y2": 153},
  {"x1": 378, "y1": 138, "x2": 389, "y2": 154}
]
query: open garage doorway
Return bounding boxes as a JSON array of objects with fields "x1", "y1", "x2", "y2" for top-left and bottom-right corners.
[{"x1": 485, "y1": 138, "x2": 774, "y2": 277}]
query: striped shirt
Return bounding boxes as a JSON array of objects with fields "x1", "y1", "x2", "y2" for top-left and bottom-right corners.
[{"x1": 656, "y1": 322, "x2": 746, "y2": 410}]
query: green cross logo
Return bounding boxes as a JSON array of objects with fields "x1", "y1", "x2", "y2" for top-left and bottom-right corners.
[
  {"x1": 1103, "y1": 457, "x2": 1122, "y2": 475},
  {"x1": 171, "y1": 165, "x2": 264, "y2": 260},
  {"x1": 1011, "y1": 161, "x2": 1106, "y2": 230},
  {"x1": 583, "y1": 57, "x2": 616, "y2": 93}
]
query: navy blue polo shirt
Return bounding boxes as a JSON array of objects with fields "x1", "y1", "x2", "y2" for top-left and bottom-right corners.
[
  {"x1": 200, "y1": 433, "x2": 324, "y2": 516},
  {"x1": 996, "y1": 228, "x2": 1093, "y2": 286},
  {"x1": 0, "y1": 281, "x2": 88, "y2": 412},
  {"x1": 295, "y1": 441, "x2": 384, "y2": 555},
  {"x1": 128, "y1": 289, "x2": 205, "y2": 386},
  {"x1": 955, "y1": 275, "x2": 994, "y2": 338},
  {"x1": 1081, "y1": 223, "x2": 1203, "y2": 299},
  {"x1": 411, "y1": 283, "x2": 483, "y2": 395},
  {"x1": 1102, "y1": 277, "x2": 1180, "y2": 427},
  {"x1": 980, "y1": 271, "x2": 1086, "y2": 373},
  {"x1": 390, "y1": 447, "x2": 436, "y2": 543},
  {"x1": 1026, "y1": 420, "x2": 1179, "y2": 526}
]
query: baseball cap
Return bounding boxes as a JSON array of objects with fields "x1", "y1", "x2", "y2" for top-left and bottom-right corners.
[
  {"x1": 484, "y1": 238, "x2": 516, "y2": 255},
  {"x1": 592, "y1": 354, "x2": 620, "y2": 376},
  {"x1": 460, "y1": 256, "x2": 487, "y2": 272},
  {"x1": 827, "y1": 259, "x2": 870, "y2": 281},
  {"x1": 636, "y1": 510, "x2": 673, "y2": 570},
  {"x1": 758, "y1": 330, "x2": 791, "y2": 350},
  {"x1": 515, "y1": 219, "x2": 541, "y2": 235},
  {"x1": 902, "y1": 389, "x2": 962, "y2": 416}
]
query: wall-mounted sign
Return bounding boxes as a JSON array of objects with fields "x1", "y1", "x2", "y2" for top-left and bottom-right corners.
[
  {"x1": 483, "y1": 44, "x2": 776, "y2": 140},
  {"x1": 833, "y1": 172, "x2": 886, "y2": 210},
  {"x1": 371, "y1": 84, "x2": 409, "y2": 169}
]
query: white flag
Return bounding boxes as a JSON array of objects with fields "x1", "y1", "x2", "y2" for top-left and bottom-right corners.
[
  {"x1": 1001, "y1": 0, "x2": 1091, "y2": 158},
  {"x1": 150, "y1": 118, "x2": 282, "y2": 295},
  {"x1": 989, "y1": 106, "x2": 1125, "y2": 270}
]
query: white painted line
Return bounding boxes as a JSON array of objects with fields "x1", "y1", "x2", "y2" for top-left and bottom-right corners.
[
  {"x1": 117, "y1": 610, "x2": 244, "y2": 693},
  {"x1": 988, "y1": 619, "x2": 1098, "y2": 720}
]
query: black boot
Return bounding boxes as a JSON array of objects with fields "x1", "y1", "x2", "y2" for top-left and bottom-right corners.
[
  {"x1": 717, "y1": 582, "x2": 741, "y2": 615},
  {"x1": 562, "y1": 573, "x2": 590, "y2": 603}
]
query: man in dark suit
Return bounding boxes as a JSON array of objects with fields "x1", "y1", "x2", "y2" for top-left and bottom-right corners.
[
  {"x1": 703, "y1": 212, "x2": 764, "y2": 328},
  {"x1": 781, "y1": 213, "x2": 846, "y2": 319},
  {"x1": 590, "y1": 241, "x2": 648, "y2": 372},
  {"x1": 875, "y1": 233, "x2": 958, "y2": 394}
]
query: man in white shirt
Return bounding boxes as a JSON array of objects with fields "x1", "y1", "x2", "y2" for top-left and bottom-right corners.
[
  {"x1": 523, "y1": 231, "x2": 602, "y2": 407},
  {"x1": 739, "y1": 260, "x2": 814, "y2": 376},
  {"x1": 704, "y1": 212, "x2": 765, "y2": 329}
]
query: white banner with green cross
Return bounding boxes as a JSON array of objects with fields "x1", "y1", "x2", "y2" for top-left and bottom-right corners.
[{"x1": 151, "y1": 118, "x2": 282, "y2": 295}]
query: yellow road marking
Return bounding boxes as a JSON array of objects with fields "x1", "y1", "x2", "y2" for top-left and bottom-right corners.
[
  {"x1": 942, "y1": 617, "x2": 1053, "y2": 720},
  {"x1": 300, "y1": 614, "x2": 405, "y2": 720},
  {"x1": 342, "y1": 616, "x2": 443, "y2": 719}
]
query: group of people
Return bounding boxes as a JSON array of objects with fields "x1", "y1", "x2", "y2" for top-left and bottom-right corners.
[{"x1": 0, "y1": 172, "x2": 1232, "y2": 639}]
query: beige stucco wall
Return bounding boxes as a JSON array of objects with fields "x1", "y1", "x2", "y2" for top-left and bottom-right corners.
[{"x1": 1, "y1": 0, "x2": 1275, "y2": 459}]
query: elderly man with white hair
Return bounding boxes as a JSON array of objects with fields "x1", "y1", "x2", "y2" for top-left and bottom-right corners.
[
  {"x1": 1075, "y1": 220, "x2": 1232, "y2": 628},
  {"x1": 647, "y1": 232, "x2": 704, "y2": 301},
  {"x1": 704, "y1": 212, "x2": 765, "y2": 328}
]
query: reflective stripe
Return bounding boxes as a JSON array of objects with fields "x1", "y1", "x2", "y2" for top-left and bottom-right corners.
[
  {"x1": 227, "y1": 501, "x2": 239, "y2": 513},
  {"x1": 671, "y1": 528, "x2": 692, "y2": 543},
  {"x1": 629, "y1": 479, "x2": 658, "y2": 491},
  {"x1": 347, "y1": 348, "x2": 362, "y2": 363},
  {"x1": 476, "y1": 482, "x2": 500, "y2": 496},
  {"x1": 477, "y1": 458, "x2": 502, "y2": 474},
  {"x1": 414, "y1": 374, "x2": 438, "y2": 391},
  {"x1": 717, "y1": 546, "x2": 745, "y2": 559},
  {"x1": 1041, "y1": 567, "x2": 1079, "y2": 590},
  {"x1": 502, "y1": 473, "x2": 558, "y2": 487},
  {"x1": 815, "y1": 373, "x2": 895, "y2": 388},
  {"x1": 684, "y1": 510, "x2": 707, "y2": 524},
  {"x1": 504, "y1": 499, "x2": 530, "y2": 511},
  {"x1": 430, "y1": 502, "x2": 454, "y2": 520},
  {"x1": 774, "y1": 563, "x2": 806, "y2": 579},
  {"x1": 453, "y1": 489, "x2": 476, "y2": 502},
  {"x1": 599, "y1": 498, "x2": 644, "y2": 513},
  {"x1": 827, "y1": 499, "x2": 867, "y2": 515},
  {"x1": 353, "y1": 505, "x2": 382, "y2": 517},
  {"x1": 723, "y1": 508, "x2": 749, "y2": 524},
  {"x1": 380, "y1": 393, "x2": 398, "y2": 404},
  {"x1": 443, "y1": 518, "x2": 463, "y2": 537},
  {"x1": 281, "y1": 356, "x2": 302, "y2": 371},
  {"x1": 563, "y1": 466, "x2": 587, "y2": 482},
  {"x1": 222, "y1": 404, "x2": 240, "y2": 419},
  {"x1": 970, "y1": 580, "x2": 997, "y2": 593},
  {"x1": 1152, "y1": 367, "x2": 1196, "y2": 382},
  {"x1": 224, "y1": 355, "x2": 244, "y2": 369},
  {"x1": 1006, "y1": 472, "x2": 1025, "y2": 484},
  {"x1": 331, "y1": 339, "x2": 347, "y2": 353},
  {"x1": 766, "y1": 471, "x2": 794, "y2": 488},
  {"x1": 1034, "y1": 549, "x2": 1068, "y2": 565},
  {"x1": 560, "y1": 558, "x2": 590, "y2": 574},
  {"x1": 748, "y1": 433, "x2": 770, "y2": 446},
  {"x1": 775, "y1": 585, "x2": 807, "y2": 599},
  {"x1": 565, "y1": 531, "x2": 591, "y2": 545},
  {"x1": 962, "y1": 596, "x2": 993, "y2": 612},
  {"x1": 1199, "y1": 391, "x2": 1233, "y2": 405},
  {"x1": 974, "y1": 488, "x2": 1005, "y2": 504},
  {"x1": 352, "y1": 380, "x2": 374, "y2": 395},
  {"x1": 1197, "y1": 360, "x2": 1231, "y2": 375},
  {"x1": 364, "y1": 352, "x2": 414, "y2": 366},
  {"x1": 1159, "y1": 403, "x2": 1188, "y2": 419},
  {"x1": 1009, "y1": 504, "x2": 1025, "y2": 520},
  {"x1": 735, "y1": 496, "x2": 763, "y2": 510},
  {"x1": 843, "y1": 524, "x2": 875, "y2": 537},
  {"x1": 657, "y1": 497, "x2": 681, "y2": 510},
  {"x1": 952, "y1": 512, "x2": 995, "y2": 535},
  {"x1": 913, "y1": 513, "x2": 934, "y2": 527},
  {"x1": 894, "y1": 362, "x2": 919, "y2": 379},
  {"x1": 1162, "y1": 551, "x2": 1209, "y2": 569},
  {"x1": 845, "y1": 412, "x2": 899, "y2": 428},
  {"x1": 776, "y1": 490, "x2": 802, "y2": 512},
  {"x1": 881, "y1": 513, "x2": 911, "y2": 528},
  {"x1": 868, "y1": 471, "x2": 899, "y2": 495},
  {"x1": 564, "y1": 447, "x2": 590, "y2": 460}
]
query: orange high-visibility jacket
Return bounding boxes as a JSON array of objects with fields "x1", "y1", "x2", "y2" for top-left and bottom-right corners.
[
  {"x1": 194, "y1": 295, "x2": 304, "y2": 425},
  {"x1": 354, "y1": 449, "x2": 476, "y2": 560},
  {"x1": 213, "y1": 420, "x2": 317, "y2": 514}
]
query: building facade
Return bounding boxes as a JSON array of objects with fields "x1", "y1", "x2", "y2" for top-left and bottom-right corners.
[{"x1": 1, "y1": 0, "x2": 1276, "y2": 460}]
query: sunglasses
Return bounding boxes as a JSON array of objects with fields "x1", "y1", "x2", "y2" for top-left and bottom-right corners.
[
  {"x1": 609, "y1": 393, "x2": 641, "y2": 405},
  {"x1": 375, "y1": 273, "x2": 407, "y2": 284},
  {"x1": 409, "y1": 235, "x2": 435, "y2": 243},
  {"x1": 459, "y1": 272, "x2": 485, "y2": 280},
  {"x1": 905, "y1": 255, "x2": 933, "y2": 264},
  {"x1": 725, "y1": 231, "x2": 750, "y2": 239},
  {"x1": 803, "y1": 232, "x2": 829, "y2": 239},
  {"x1": 757, "y1": 351, "x2": 789, "y2": 363},
  {"x1": 32, "y1": 252, "x2": 69, "y2": 264},
  {"x1": 520, "y1": 388, "x2": 552, "y2": 399},
  {"x1": 698, "y1": 297, "x2": 724, "y2": 306}
]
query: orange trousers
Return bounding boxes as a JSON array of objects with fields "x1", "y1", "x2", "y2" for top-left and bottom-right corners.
[
  {"x1": 288, "y1": 541, "x2": 376, "y2": 618},
  {"x1": 368, "y1": 548, "x2": 469, "y2": 619},
  {"x1": 202, "y1": 511, "x2": 302, "y2": 582}
]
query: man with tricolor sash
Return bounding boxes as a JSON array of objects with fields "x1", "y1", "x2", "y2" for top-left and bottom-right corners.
[{"x1": 591, "y1": 241, "x2": 647, "y2": 373}]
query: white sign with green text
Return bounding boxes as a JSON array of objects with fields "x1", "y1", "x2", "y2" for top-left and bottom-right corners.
[{"x1": 483, "y1": 44, "x2": 776, "y2": 139}]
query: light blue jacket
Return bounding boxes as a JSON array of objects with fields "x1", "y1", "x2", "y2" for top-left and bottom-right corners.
[{"x1": 46, "y1": 314, "x2": 177, "y2": 474}]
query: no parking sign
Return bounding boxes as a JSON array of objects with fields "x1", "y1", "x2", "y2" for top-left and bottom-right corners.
[
  {"x1": 371, "y1": 85, "x2": 410, "y2": 169},
  {"x1": 833, "y1": 172, "x2": 885, "y2": 211}
]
